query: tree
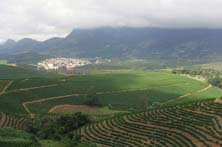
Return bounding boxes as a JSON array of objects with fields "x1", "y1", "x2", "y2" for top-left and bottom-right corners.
[
  {"x1": 83, "y1": 94, "x2": 102, "y2": 106},
  {"x1": 28, "y1": 113, "x2": 90, "y2": 147},
  {"x1": 137, "y1": 96, "x2": 149, "y2": 110}
]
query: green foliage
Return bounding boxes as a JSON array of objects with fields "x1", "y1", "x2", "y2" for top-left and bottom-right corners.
[
  {"x1": 0, "y1": 64, "x2": 60, "y2": 79},
  {"x1": 172, "y1": 67, "x2": 222, "y2": 88},
  {"x1": 0, "y1": 70, "x2": 221, "y2": 114},
  {"x1": 39, "y1": 140, "x2": 97, "y2": 147},
  {"x1": 75, "y1": 59, "x2": 168, "y2": 71},
  {"x1": 0, "y1": 80, "x2": 10, "y2": 91},
  {"x1": 78, "y1": 99, "x2": 222, "y2": 147},
  {"x1": 172, "y1": 67, "x2": 222, "y2": 79},
  {"x1": 5, "y1": 52, "x2": 51, "y2": 64},
  {"x1": 83, "y1": 94, "x2": 102, "y2": 106},
  {"x1": 208, "y1": 78, "x2": 222, "y2": 87},
  {"x1": 39, "y1": 140, "x2": 68, "y2": 147},
  {"x1": 29, "y1": 113, "x2": 90, "y2": 146},
  {"x1": 2, "y1": 28, "x2": 222, "y2": 63},
  {"x1": 7, "y1": 78, "x2": 62, "y2": 91},
  {"x1": 0, "y1": 128, "x2": 40, "y2": 147}
]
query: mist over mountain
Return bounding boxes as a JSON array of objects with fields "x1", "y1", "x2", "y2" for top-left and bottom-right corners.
[{"x1": 1, "y1": 27, "x2": 222, "y2": 60}]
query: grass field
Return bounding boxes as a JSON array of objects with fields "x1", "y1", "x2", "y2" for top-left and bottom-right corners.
[{"x1": 0, "y1": 70, "x2": 221, "y2": 115}]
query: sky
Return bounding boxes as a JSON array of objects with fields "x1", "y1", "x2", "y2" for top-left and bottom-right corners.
[{"x1": 1, "y1": 0, "x2": 222, "y2": 42}]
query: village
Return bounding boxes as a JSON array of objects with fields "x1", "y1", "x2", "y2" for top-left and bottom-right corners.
[{"x1": 37, "y1": 57, "x2": 91, "y2": 70}]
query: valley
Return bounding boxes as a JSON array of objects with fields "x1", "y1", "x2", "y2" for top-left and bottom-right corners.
[
  {"x1": 0, "y1": 60, "x2": 222, "y2": 147},
  {"x1": 2, "y1": 1, "x2": 222, "y2": 146}
]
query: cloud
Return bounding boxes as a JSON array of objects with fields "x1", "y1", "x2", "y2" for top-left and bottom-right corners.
[{"x1": 0, "y1": 0, "x2": 222, "y2": 41}]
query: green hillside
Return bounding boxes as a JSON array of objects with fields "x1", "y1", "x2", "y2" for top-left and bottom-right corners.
[
  {"x1": 0, "y1": 128, "x2": 39, "y2": 147},
  {"x1": 3, "y1": 28, "x2": 222, "y2": 63},
  {"x1": 39, "y1": 140, "x2": 96, "y2": 147},
  {"x1": 0, "y1": 80, "x2": 10, "y2": 91},
  {"x1": 0, "y1": 64, "x2": 59, "y2": 79},
  {"x1": 0, "y1": 70, "x2": 221, "y2": 115},
  {"x1": 77, "y1": 99, "x2": 222, "y2": 147}
]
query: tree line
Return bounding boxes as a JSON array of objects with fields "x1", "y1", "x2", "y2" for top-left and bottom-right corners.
[
  {"x1": 28, "y1": 112, "x2": 95, "y2": 147},
  {"x1": 172, "y1": 68, "x2": 222, "y2": 88}
]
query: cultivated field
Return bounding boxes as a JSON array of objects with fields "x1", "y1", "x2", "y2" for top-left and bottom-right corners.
[
  {"x1": 0, "y1": 67, "x2": 222, "y2": 147},
  {"x1": 0, "y1": 64, "x2": 59, "y2": 79},
  {"x1": 0, "y1": 113, "x2": 29, "y2": 130},
  {"x1": 0, "y1": 70, "x2": 221, "y2": 116},
  {"x1": 0, "y1": 80, "x2": 11, "y2": 93},
  {"x1": 0, "y1": 128, "x2": 36, "y2": 147},
  {"x1": 78, "y1": 99, "x2": 222, "y2": 147},
  {"x1": 48, "y1": 105, "x2": 124, "y2": 115}
]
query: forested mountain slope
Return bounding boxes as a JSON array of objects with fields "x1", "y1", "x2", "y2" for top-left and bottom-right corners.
[{"x1": 1, "y1": 27, "x2": 222, "y2": 60}]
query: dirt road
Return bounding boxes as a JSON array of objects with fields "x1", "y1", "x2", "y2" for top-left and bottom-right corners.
[
  {"x1": 5, "y1": 84, "x2": 58, "y2": 94},
  {"x1": 0, "y1": 80, "x2": 13, "y2": 96},
  {"x1": 164, "y1": 84, "x2": 213, "y2": 105},
  {"x1": 22, "y1": 82, "x2": 190, "y2": 118},
  {"x1": 22, "y1": 93, "x2": 80, "y2": 118}
]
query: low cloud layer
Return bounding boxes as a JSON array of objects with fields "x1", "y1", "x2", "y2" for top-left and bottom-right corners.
[{"x1": 1, "y1": 0, "x2": 222, "y2": 41}]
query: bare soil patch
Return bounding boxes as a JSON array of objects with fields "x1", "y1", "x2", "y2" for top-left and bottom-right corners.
[
  {"x1": 49, "y1": 105, "x2": 100, "y2": 113},
  {"x1": 214, "y1": 98, "x2": 222, "y2": 104}
]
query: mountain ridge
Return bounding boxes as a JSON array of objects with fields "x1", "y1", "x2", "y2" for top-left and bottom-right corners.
[{"x1": 1, "y1": 27, "x2": 222, "y2": 60}]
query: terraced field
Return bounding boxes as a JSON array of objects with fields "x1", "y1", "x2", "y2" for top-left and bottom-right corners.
[
  {"x1": 78, "y1": 99, "x2": 222, "y2": 147},
  {"x1": 0, "y1": 68, "x2": 222, "y2": 146},
  {"x1": 0, "y1": 113, "x2": 29, "y2": 130}
]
